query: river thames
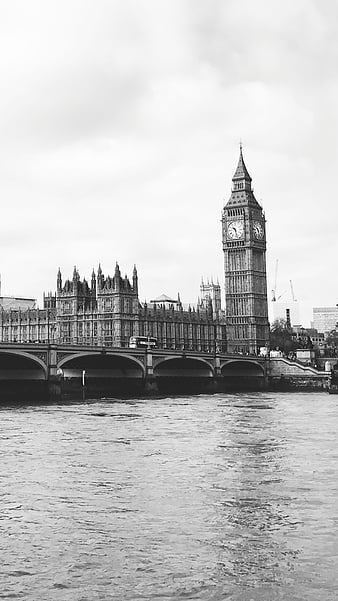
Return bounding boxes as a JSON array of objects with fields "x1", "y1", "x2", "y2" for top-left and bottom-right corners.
[{"x1": 1, "y1": 392, "x2": 338, "y2": 600}]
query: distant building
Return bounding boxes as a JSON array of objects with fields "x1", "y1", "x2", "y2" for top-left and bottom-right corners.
[
  {"x1": 0, "y1": 296, "x2": 36, "y2": 311},
  {"x1": 313, "y1": 307, "x2": 338, "y2": 335},
  {"x1": 149, "y1": 294, "x2": 181, "y2": 310},
  {"x1": 292, "y1": 325, "x2": 325, "y2": 350}
]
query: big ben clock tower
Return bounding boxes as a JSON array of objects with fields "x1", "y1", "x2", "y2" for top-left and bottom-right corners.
[{"x1": 222, "y1": 146, "x2": 269, "y2": 354}]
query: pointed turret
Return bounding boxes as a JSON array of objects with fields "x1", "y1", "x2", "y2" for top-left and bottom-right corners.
[
  {"x1": 132, "y1": 264, "x2": 138, "y2": 294},
  {"x1": 91, "y1": 268, "x2": 96, "y2": 291},
  {"x1": 72, "y1": 266, "x2": 79, "y2": 282},
  {"x1": 225, "y1": 144, "x2": 260, "y2": 208},
  {"x1": 232, "y1": 143, "x2": 252, "y2": 191},
  {"x1": 114, "y1": 262, "x2": 121, "y2": 291},
  {"x1": 57, "y1": 268, "x2": 62, "y2": 293},
  {"x1": 72, "y1": 266, "x2": 79, "y2": 294},
  {"x1": 97, "y1": 263, "x2": 104, "y2": 290}
]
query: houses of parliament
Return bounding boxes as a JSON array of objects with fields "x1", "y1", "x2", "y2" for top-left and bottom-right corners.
[{"x1": 0, "y1": 149, "x2": 269, "y2": 353}]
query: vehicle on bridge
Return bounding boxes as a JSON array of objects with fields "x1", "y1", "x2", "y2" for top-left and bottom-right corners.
[{"x1": 129, "y1": 336, "x2": 157, "y2": 349}]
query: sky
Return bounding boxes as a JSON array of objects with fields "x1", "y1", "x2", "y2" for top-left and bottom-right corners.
[{"x1": 0, "y1": 0, "x2": 337, "y2": 326}]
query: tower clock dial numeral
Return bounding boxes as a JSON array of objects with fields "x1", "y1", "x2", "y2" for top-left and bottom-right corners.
[
  {"x1": 253, "y1": 221, "x2": 264, "y2": 239},
  {"x1": 227, "y1": 220, "x2": 244, "y2": 239}
]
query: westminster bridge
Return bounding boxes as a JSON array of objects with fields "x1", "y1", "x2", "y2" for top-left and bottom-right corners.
[{"x1": 0, "y1": 342, "x2": 270, "y2": 401}]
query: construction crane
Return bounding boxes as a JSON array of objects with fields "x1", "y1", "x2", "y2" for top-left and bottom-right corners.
[
  {"x1": 271, "y1": 260, "x2": 286, "y2": 301},
  {"x1": 271, "y1": 259, "x2": 279, "y2": 302},
  {"x1": 290, "y1": 280, "x2": 297, "y2": 302}
]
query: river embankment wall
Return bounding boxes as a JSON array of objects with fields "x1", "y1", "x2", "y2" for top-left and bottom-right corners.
[{"x1": 269, "y1": 357, "x2": 331, "y2": 391}]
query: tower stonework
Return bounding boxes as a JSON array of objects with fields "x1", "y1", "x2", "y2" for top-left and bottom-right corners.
[
  {"x1": 222, "y1": 147, "x2": 269, "y2": 354},
  {"x1": 199, "y1": 278, "x2": 222, "y2": 318}
]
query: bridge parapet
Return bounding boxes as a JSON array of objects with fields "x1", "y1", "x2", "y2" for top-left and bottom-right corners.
[{"x1": 0, "y1": 342, "x2": 269, "y2": 368}]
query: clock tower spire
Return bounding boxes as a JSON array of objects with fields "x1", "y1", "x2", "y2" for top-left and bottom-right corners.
[
  {"x1": 232, "y1": 143, "x2": 252, "y2": 192},
  {"x1": 222, "y1": 146, "x2": 269, "y2": 354}
]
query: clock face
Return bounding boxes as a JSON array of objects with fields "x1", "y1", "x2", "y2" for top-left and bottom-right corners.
[
  {"x1": 227, "y1": 220, "x2": 244, "y2": 240},
  {"x1": 253, "y1": 221, "x2": 264, "y2": 240}
]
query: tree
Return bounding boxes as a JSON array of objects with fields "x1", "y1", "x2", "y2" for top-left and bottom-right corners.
[
  {"x1": 270, "y1": 319, "x2": 298, "y2": 354},
  {"x1": 325, "y1": 328, "x2": 338, "y2": 357}
]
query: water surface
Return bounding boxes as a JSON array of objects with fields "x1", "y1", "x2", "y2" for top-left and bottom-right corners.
[{"x1": 1, "y1": 392, "x2": 338, "y2": 600}]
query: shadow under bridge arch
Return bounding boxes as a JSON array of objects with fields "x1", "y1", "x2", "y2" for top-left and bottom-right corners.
[
  {"x1": 153, "y1": 356, "x2": 215, "y2": 393},
  {"x1": 220, "y1": 360, "x2": 266, "y2": 391},
  {"x1": 0, "y1": 350, "x2": 47, "y2": 403},
  {"x1": 58, "y1": 353, "x2": 145, "y2": 397}
]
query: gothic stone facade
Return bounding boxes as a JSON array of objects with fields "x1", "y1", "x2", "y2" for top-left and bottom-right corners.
[
  {"x1": 0, "y1": 149, "x2": 268, "y2": 354},
  {"x1": 222, "y1": 147, "x2": 269, "y2": 353},
  {"x1": 0, "y1": 263, "x2": 227, "y2": 352}
]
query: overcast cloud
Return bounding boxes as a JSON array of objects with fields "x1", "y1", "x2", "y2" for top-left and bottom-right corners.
[{"x1": 0, "y1": 0, "x2": 337, "y2": 325}]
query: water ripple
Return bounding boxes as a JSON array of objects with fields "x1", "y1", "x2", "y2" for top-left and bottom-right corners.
[{"x1": 1, "y1": 392, "x2": 338, "y2": 599}]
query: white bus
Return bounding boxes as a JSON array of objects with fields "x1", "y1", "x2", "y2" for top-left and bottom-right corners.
[{"x1": 129, "y1": 336, "x2": 157, "y2": 349}]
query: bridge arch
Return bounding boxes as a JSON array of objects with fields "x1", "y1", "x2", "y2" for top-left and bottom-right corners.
[
  {"x1": 154, "y1": 356, "x2": 215, "y2": 377},
  {"x1": 221, "y1": 359, "x2": 265, "y2": 376},
  {"x1": 0, "y1": 349, "x2": 48, "y2": 402},
  {"x1": 58, "y1": 352, "x2": 145, "y2": 375},
  {"x1": 0, "y1": 350, "x2": 48, "y2": 379},
  {"x1": 153, "y1": 355, "x2": 215, "y2": 393},
  {"x1": 57, "y1": 352, "x2": 145, "y2": 396},
  {"x1": 220, "y1": 359, "x2": 265, "y2": 391}
]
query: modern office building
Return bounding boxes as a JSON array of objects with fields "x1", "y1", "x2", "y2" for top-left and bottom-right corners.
[{"x1": 313, "y1": 307, "x2": 338, "y2": 334}]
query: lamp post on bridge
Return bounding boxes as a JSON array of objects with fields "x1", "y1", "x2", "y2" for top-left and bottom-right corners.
[{"x1": 47, "y1": 309, "x2": 57, "y2": 345}]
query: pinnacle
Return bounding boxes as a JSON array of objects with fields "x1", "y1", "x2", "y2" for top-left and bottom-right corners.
[{"x1": 232, "y1": 146, "x2": 252, "y2": 182}]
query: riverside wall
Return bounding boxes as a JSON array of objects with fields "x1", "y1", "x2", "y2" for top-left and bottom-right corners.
[{"x1": 268, "y1": 357, "x2": 331, "y2": 391}]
